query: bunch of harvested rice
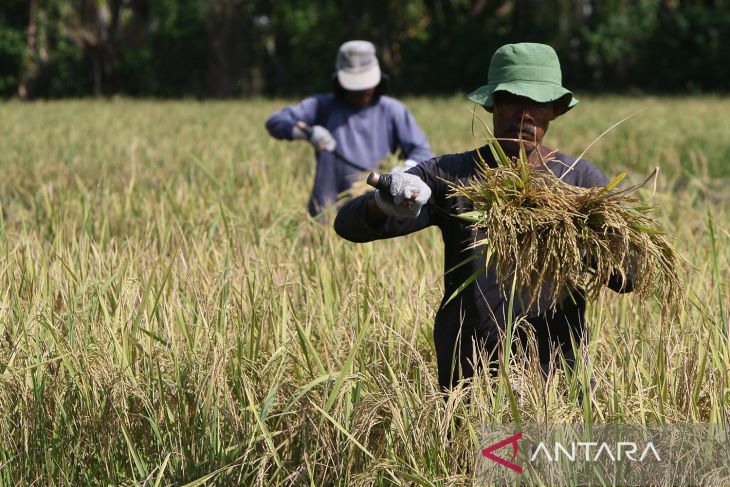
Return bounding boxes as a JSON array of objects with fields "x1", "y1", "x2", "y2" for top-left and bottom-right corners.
[{"x1": 447, "y1": 140, "x2": 684, "y2": 315}]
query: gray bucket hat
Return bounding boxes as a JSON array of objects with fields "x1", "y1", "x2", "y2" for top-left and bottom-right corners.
[
  {"x1": 467, "y1": 43, "x2": 578, "y2": 114},
  {"x1": 335, "y1": 40, "x2": 382, "y2": 91}
]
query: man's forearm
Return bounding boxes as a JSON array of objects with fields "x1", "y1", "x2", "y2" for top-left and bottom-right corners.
[{"x1": 334, "y1": 193, "x2": 385, "y2": 243}]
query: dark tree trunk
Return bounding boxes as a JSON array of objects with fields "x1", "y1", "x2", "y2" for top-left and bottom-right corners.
[{"x1": 18, "y1": 0, "x2": 37, "y2": 99}]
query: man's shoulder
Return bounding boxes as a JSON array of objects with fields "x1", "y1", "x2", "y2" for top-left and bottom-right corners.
[
  {"x1": 306, "y1": 93, "x2": 345, "y2": 120},
  {"x1": 377, "y1": 95, "x2": 403, "y2": 106},
  {"x1": 292, "y1": 93, "x2": 335, "y2": 111},
  {"x1": 550, "y1": 151, "x2": 608, "y2": 188},
  {"x1": 418, "y1": 149, "x2": 482, "y2": 181},
  {"x1": 376, "y1": 95, "x2": 412, "y2": 113},
  {"x1": 551, "y1": 151, "x2": 599, "y2": 174},
  {"x1": 310, "y1": 93, "x2": 336, "y2": 105}
]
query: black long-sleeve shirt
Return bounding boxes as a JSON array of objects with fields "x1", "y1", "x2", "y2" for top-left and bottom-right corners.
[{"x1": 335, "y1": 147, "x2": 632, "y2": 348}]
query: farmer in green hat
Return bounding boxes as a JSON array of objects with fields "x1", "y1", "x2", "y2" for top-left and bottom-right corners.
[{"x1": 335, "y1": 43, "x2": 633, "y2": 392}]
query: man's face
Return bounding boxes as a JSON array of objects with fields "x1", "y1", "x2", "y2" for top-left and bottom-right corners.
[
  {"x1": 344, "y1": 87, "x2": 376, "y2": 109},
  {"x1": 490, "y1": 91, "x2": 558, "y2": 154}
]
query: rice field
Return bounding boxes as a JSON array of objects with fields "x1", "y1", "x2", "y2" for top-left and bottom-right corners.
[{"x1": 0, "y1": 97, "x2": 727, "y2": 485}]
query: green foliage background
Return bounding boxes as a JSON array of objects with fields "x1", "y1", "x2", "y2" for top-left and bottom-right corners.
[{"x1": 2, "y1": 0, "x2": 730, "y2": 98}]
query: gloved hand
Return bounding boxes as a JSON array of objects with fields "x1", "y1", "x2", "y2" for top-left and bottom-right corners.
[
  {"x1": 374, "y1": 172, "x2": 431, "y2": 218},
  {"x1": 291, "y1": 123, "x2": 336, "y2": 152},
  {"x1": 309, "y1": 125, "x2": 336, "y2": 151}
]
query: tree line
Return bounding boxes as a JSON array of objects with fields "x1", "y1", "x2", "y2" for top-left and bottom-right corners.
[{"x1": 1, "y1": 0, "x2": 729, "y2": 99}]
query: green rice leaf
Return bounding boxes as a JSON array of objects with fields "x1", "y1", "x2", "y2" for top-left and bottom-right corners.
[
  {"x1": 444, "y1": 251, "x2": 483, "y2": 275},
  {"x1": 455, "y1": 211, "x2": 482, "y2": 223},
  {"x1": 443, "y1": 265, "x2": 484, "y2": 307},
  {"x1": 601, "y1": 171, "x2": 629, "y2": 193},
  {"x1": 637, "y1": 226, "x2": 665, "y2": 235}
]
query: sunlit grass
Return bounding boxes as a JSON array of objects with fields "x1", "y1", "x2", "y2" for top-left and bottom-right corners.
[{"x1": 0, "y1": 97, "x2": 727, "y2": 485}]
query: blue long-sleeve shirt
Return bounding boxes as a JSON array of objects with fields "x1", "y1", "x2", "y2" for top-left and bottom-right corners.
[{"x1": 265, "y1": 94, "x2": 433, "y2": 216}]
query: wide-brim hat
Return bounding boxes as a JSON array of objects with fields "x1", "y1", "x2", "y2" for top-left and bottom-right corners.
[
  {"x1": 467, "y1": 43, "x2": 578, "y2": 114},
  {"x1": 335, "y1": 40, "x2": 382, "y2": 91}
]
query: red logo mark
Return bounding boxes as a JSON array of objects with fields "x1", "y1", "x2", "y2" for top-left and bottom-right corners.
[{"x1": 481, "y1": 432, "x2": 523, "y2": 473}]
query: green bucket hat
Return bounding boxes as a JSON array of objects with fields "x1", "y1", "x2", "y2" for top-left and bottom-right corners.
[{"x1": 467, "y1": 43, "x2": 578, "y2": 114}]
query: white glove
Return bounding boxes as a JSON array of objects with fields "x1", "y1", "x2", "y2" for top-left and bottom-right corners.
[
  {"x1": 309, "y1": 126, "x2": 337, "y2": 152},
  {"x1": 292, "y1": 122, "x2": 336, "y2": 151},
  {"x1": 374, "y1": 172, "x2": 431, "y2": 219},
  {"x1": 309, "y1": 126, "x2": 336, "y2": 151}
]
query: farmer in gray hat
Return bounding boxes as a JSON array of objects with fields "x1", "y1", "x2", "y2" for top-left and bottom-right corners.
[
  {"x1": 335, "y1": 43, "x2": 633, "y2": 392},
  {"x1": 265, "y1": 40, "x2": 433, "y2": 218}
]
